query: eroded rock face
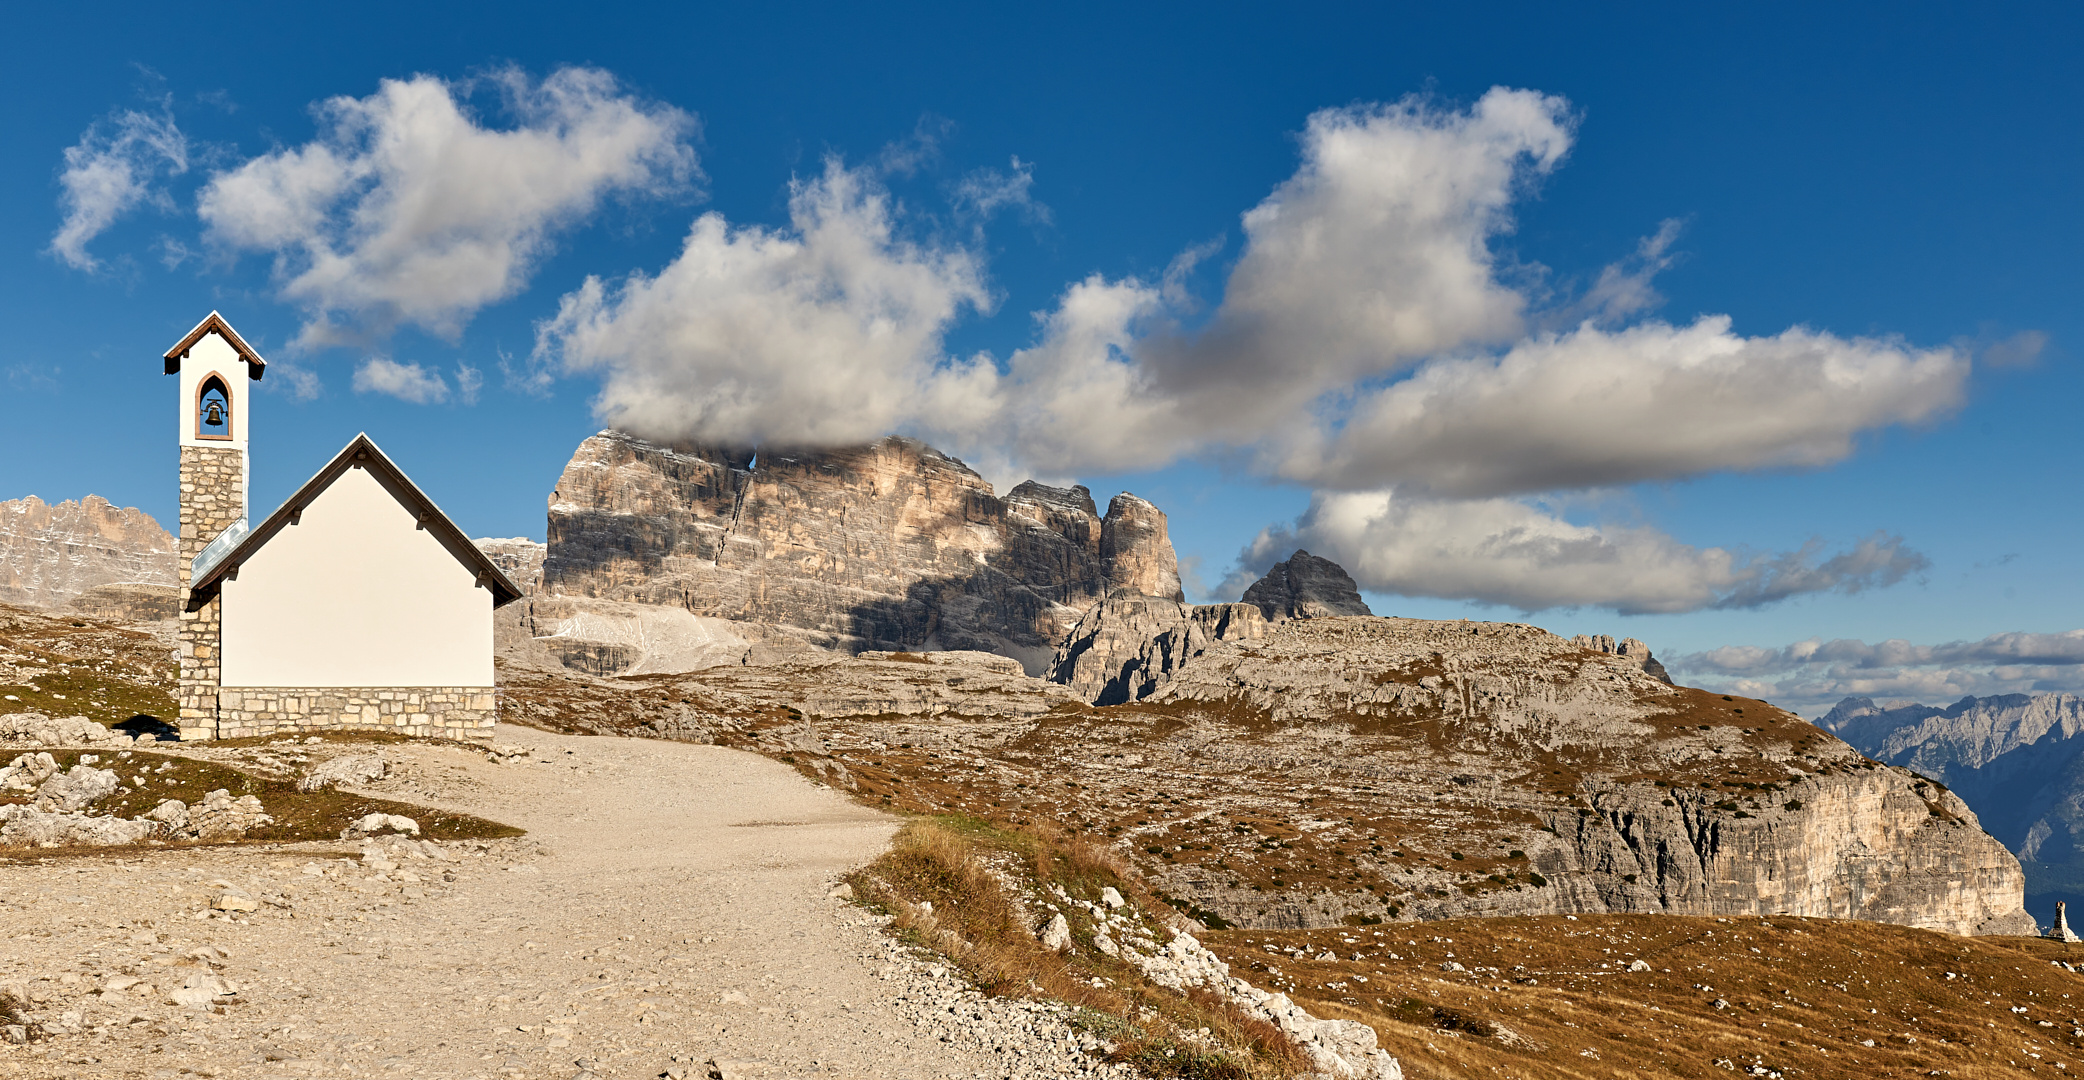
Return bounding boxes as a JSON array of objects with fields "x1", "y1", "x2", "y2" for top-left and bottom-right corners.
[
  {"x1": 1823, "y1": 692, "x2": 2084, "y2": 914},
  {"x1": 1047, "y1": 593, "x2": 1267, "y2": 705},
  {"x1": 541, "y1": 431, "x2": 1181, "y2": 669},
  {"x1": 1141, "y1": 617, "x2": 2030, "y2": 935},
  {"x1": 473, "y1": 538, "x2": 546, "y2": 596},
  {"x1": 1242, "y1": 550, "x2": 1371, "y2": 620},
  {"x1": 0, "y1": 496, "x2": 175, "y2": 611}
]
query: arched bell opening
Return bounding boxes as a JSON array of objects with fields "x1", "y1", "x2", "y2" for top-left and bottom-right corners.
[{"x1": 196, "y1": 374, "x2": 233, "y2": 441}]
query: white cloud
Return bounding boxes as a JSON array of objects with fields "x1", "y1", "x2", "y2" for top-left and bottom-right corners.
[
  {"x1": 1669, "y1": 630, "x2": 2084, "y2": 715},
  {"x1": 49, "y1": 101, "x2": 189, "y2": 271},
  {"x1": 954, "y1": 156, "x2": 1049, "y2": 225},
  {"x1": 537, "y1": 157, "x2": 991, "y2": 447},
  {"x1": 199, "y1": 66, "x2": 695, "y2": 347},
  {"x1": 1222, "y1": 489, "x2": 1927, "y2": 615},
  {"x1": 353, "y1": 357, "x2": 449, "y2": 404},
  {"x1": 1273, "y1": 315, "x2": 1969, "y2": 497}
]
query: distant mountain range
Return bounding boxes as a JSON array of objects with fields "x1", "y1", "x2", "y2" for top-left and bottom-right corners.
[{"x1": 1822, "y1": 692, "x2": 2084, "y2": 922}]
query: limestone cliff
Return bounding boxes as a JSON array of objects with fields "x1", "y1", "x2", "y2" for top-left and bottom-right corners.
[
  {"x1": 1824, "y1": 692, "x2": 2084, "y2": 916},
  {"x1": 0, "y1": 496, "x2": 176, "y2": 615},
  {"x1": 1135, "y1": 617, "x2": 2030, "y2": 935},
  {"x1": 540, "y1": 430, "x2": 1181, "y2": 671}
]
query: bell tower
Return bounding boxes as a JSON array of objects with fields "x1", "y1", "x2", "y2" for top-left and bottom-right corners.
[{"x1": 164, "y1": 312, "x2": 266, "y2": 740}]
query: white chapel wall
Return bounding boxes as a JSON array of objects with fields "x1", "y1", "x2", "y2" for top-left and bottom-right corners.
[{"x1": 219, "y1": 467, "x2": 493, "y2": 688}]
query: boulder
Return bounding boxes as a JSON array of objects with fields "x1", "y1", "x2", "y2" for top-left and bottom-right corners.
[
  {"x1": 297, "y1": 753, "x2": 387, "y2": 792},
  {"x1": 31, "y1": 764, "x2": 119, "y2": 812}
]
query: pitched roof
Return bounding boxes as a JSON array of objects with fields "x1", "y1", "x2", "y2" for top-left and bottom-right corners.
[
  {"x1": 164, "y1": 311, "x2": 267, "y2": 379},
  {"x1": 186, "y1": 433, "x2": 523, "y2": 611}
]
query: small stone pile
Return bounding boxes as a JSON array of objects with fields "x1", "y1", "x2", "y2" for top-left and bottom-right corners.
[
  {"x1": 146, "y1": 789, "x2": 274, "y2": 841},
  {"x1": 0, "y1": 754, "x2": 158, "y2": 847}
]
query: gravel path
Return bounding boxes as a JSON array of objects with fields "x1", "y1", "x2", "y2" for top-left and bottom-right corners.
[{"x1": 0, "y1": 724, "x2": 1134, "y2": 1080}]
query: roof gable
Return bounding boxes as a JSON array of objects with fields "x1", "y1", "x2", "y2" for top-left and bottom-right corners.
[
  {"x1": 187, "y1": 434, "x2": 522, "y2": 610},
  {"x1": 164, "y1": 311, "x2": 266, "y2": 379}
]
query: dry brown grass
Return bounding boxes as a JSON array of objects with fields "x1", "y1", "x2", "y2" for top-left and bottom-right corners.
[
  {"x1": 848, "y1": 816, "x2": 1312, "y2": 1079},
  {"x1": 1201, "y1": 911, "x2": 2084, "y2": 1079}
]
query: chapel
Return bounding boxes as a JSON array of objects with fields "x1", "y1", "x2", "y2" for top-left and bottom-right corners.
[{"x1": 166, "y1": 311, "x2": 521, "y2": 741}]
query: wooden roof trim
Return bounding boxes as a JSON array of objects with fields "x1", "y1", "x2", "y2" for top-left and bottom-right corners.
[
  {"x1": 163, "y1": 311, "x2": 266, "y2": 380},
  {"x1": 185, "y1": 433, "x2": 523, "y2": 611}
]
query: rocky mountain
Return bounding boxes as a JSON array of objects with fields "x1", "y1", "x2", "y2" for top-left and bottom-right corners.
[
  {"x1": 1823, "y1": 692, "x2": 2084, "y2": 915},
  {"x1": 0, "y1": 496, "x2": 176, "y2": 618},
  {"x1": 539, "y1": 430, "x2": 1181, "y2": 672},
  {"x1": 1242, "y1": 549, "x2": 1372, "y2": 620}
]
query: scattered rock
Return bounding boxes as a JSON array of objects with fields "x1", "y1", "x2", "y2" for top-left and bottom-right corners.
[
  {"x1": 188, "y1": 790, "x2": 273, "y2": 842},
  {"x1": 0, "y1": 712, "x2": 126, "y2": 747},
  {"x1": 1099, "y1": 886, "x2": 1124, "y2": 909},
  {"x1": 297, "y1": 753, "x2": 387, "y2": 792},
  {"x1": 1628, "y1": 959, "x2": 1653, "y2": 972},
  {"x1": 211, "y1": 893, "x2": 259, "y2": 913}
]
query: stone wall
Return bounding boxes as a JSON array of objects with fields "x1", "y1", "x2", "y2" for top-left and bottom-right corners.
[
  {"x1": 214, "y1": 687, "x2": 497, "y2": 740},
  {"x1": 178, "y1": 446, "x2": 244, "y2": 741}
]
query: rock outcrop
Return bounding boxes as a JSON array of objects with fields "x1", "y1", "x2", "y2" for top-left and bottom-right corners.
[
  {"x1": 1572, "y1": 633, "x2": 1674, "y2": 684},
  {"x1": 1127, "y1": 617, "x2": 2032, "y2": 935},
  {"x1": 1823, "y1": 692, "x2": 2084, "y2": 916},
  {"x1": 1047, "y1": 593, "x2": 1268, "y2": 705},
  {"x1": 540, "y1": 430, "x2": 1181, "y2": 671},
  {"x1": 1242, "y1": 550, "x2": 1371, "y2": 620},
  {"x1": 0, "y1": 496, "x2": 175, "y2": 613}
]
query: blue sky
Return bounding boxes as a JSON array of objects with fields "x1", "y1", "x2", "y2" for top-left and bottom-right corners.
[{"x1": 4, "y1": 2, "x2": 2082, "y2": 713}]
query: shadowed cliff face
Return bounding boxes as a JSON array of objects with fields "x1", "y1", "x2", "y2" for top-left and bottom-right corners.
[{"x1": 540, "y1": 430, "x2": 1181, "y2": 669}]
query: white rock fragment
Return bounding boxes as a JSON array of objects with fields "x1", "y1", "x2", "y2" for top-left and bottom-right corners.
[
  {"x1": 1100, "y1": 886, "x2": 1125, "y2": 908},
  {"x1": 1038, "y1": 912, "x2": 1072, "y2": 953}
]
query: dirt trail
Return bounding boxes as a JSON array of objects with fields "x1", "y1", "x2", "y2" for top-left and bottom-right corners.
[{"x1": 0, "y1": 724, "x2": 1111, "y2": 1080}]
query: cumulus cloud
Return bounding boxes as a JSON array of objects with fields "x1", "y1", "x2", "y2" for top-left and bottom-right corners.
[
  {"x1": 1220, "y1": 490, "x2": 1928, "y2": 615},
  {"x1": 49, "y1": 100, "x2": 189, "y2": 271},
  {"x1": 200, "y1": 66, "x2": 694, "y2": 346},
  {"x1": 353, "y1": 358, "x2": 450, "y2": 404},
  {"x1": 1668, "y1": 630, "x2": 2084, "y2": 715},
  {"x1": 538, "y1": 157, "x2": 990, "y2": 446}
]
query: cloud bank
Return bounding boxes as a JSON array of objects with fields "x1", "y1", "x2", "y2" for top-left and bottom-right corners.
[
  {"x1": 200, "y1": 66, "x2": 695, "y2": 346},
  {"x1": 1220, "y1": 491, "x2": 1927, "y2": 615},
  {"x1": 1669, "y1": 630, "x2": 2084, "y2": 715}
]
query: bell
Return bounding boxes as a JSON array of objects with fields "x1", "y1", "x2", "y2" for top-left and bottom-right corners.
[{"x1": 204, "y1": 400, "x2": 225, "y2": 428}]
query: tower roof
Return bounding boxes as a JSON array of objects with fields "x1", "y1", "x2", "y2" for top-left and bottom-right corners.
[
  {"x1": 164, "y1": 311, "x2": 266, "y2": 379},
  {"x1": 186, "y1": 433, "x2": 523, "y2": 611}
]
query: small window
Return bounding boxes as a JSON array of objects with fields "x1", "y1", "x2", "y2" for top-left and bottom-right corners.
[{"x1": 196, "y1": 375, "x2": 232, "y2": 440}]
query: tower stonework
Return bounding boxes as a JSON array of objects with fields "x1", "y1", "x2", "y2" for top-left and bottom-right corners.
[
  {"x1": 165, "y1": 313, "x2": 265, "y2": 741},
  {"x1": 176, "y1": 446, "x2": 244, "y2": 738}
]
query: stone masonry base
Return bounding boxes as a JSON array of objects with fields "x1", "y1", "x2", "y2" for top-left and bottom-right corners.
[{"x1": 198, "y1": 687, "x2": 498, "y2": 741}]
